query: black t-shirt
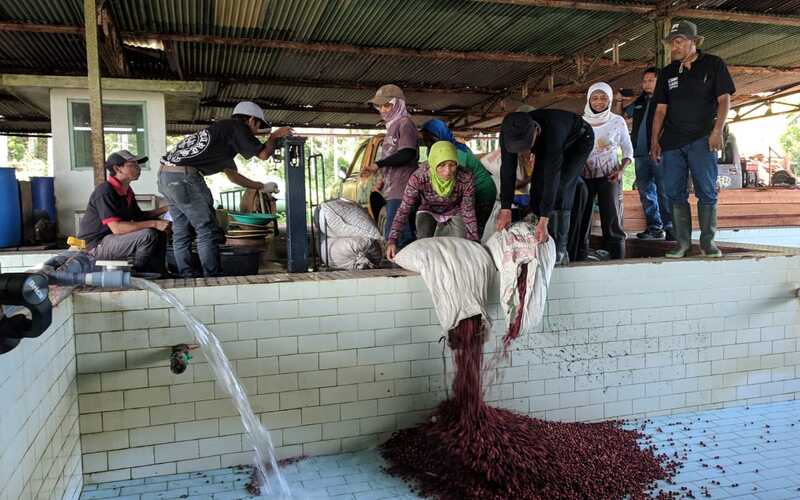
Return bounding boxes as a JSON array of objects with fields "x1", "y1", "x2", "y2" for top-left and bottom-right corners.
[
  {"x1": 78, "y1": 180, "x2": 144, "y2": 249},
  {"x1": 653, "y1": 51, "x2": 735, "y2": 151},
  {"x1": 500, "y1": 109, "x2": 585, "y2": 215},
  {"x1": 161, "y1": 119, "x2": 265, "y2": 175}
]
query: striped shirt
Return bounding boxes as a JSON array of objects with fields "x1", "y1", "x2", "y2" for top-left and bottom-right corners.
[{"x1": 388, "y1": 166, "x2": 478, "y2": 243}]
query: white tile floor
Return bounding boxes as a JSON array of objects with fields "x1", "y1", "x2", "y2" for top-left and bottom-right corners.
[{"x1": 80, "y1": 400, "x2": 800, "y2": 499}]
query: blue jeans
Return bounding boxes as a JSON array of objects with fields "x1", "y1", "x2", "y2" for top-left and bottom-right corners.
[
  {"x1": 158, "y1": 171, "x2": 224, "y2": 277},
  {"x1": 662, "y1": 136, "x2": 718, "y2": 206},
  {"x1": 634, "y1": 156, "x2": 672, "y2": 231},
  {"x1": 384, "y1": 199, "x2": 415, "y2": 249}
]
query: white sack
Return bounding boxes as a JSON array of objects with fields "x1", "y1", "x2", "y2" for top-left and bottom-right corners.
[
  {"x1": 394, "y1": 237, "x2": 495, "y2": 332},
  {"x1": 317, "y1": 198, "x2": 382, "y2": 240},
  {"x1": 485, "y1": 222, "x2": 556, "y2": 335},
  {"x1": 320, "y1": 236, "x2": 382, "y2": 270}
]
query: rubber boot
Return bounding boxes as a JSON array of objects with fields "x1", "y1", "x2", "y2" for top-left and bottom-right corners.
[
  {"x1": 665, "y1": 203, "x2": 692, "y2": 259},
  {"x1": 698, "y1": 204, "x2": 723, "y2": 258},
  {"x1": 608, "y1": 239, "x2": 626, "y2": 260},
  {"x1": 554, "y1": 210, "x2": 571, "y2": 266}
]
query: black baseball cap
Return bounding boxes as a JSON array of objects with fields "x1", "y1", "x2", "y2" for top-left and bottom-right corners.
[
  {"x1": 105, "y1": 149, "x2": 148, "y2": 172},
  {"x1": 664, "y1": 20, "x2": 704, "y2": 44},
  {"x1": 501, "y1": 112, "x2": 539, "y2": 154}
]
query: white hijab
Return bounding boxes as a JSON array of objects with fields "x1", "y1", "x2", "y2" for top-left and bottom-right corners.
[{"x1": 583, "y1": 82, "x2": 614, "y2": 126}]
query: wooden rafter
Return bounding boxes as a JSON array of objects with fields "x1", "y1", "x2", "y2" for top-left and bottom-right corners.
[
  {"x1": 97, "y1": 3, "x2": 129, "y2": 77},
  {"x1": 475, "y1": 0, "x2": 800, "y2": 26},
  {"x1": 200, "y1": 100, "x2": 454, "y2": 117}
]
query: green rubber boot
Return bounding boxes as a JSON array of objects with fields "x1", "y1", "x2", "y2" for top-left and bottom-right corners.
[
  {"x1": 698, "y1": 204, "x2": 723, "y2": 258},
  {"x1": 665, "y1": 203, "x2": 692, "y2": 259}
]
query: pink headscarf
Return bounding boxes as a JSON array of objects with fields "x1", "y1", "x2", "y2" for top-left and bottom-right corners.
[{"x1": 380, "y1": 98, "x2": 410, "y2": 128}]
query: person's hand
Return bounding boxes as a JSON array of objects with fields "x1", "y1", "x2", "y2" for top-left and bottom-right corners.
[
  {"x1": 386, "y1": 242, "x2": 397, "y2": 261},
  {"x1": 270, "y1": 126, "x2": 293, "y2": 139},
  {"x1": 495, "y1": 209, "x2": 512, "y2": 231},
  {"x1": 152, "y1": 220, "x2": 171, "y2": 232},
  {"x1": 650, "y1": 142, "x2": 662, "y2": 162},
  {"x1": 365, "y1": 163, "x2": 379, "y2": 173},
  {"x1": 709, "y1": 130, "x2": 723, "y2": 151},
  {"x1": 534, "y1": 216, "x2": 549, "y2": 243}
]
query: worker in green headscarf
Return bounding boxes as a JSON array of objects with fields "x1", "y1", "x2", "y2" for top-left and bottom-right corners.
[
  {"x1": 420, "y1": 119, "x2": 496, "y2": 236},
  {"x1": 386, "y1": 141, "x2": 478, "y2": 260}
]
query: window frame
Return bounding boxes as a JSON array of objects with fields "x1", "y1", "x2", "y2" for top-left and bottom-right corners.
[{"x1": 67, "y1": 99, "x2": 149, "y2": 171}]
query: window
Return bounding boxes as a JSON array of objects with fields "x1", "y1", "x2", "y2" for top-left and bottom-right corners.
[{"x1": 68, "y1": 100, "x2": 148, "y2": 170}]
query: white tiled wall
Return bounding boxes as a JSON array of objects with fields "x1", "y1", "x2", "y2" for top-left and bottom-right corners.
[
  {"x1": 0, "y1": 297, "x2": 82, "y2": 500},
  {"x1": 0, "y1": 253, "x2": 59, "y2": 274},
  {"x1": 73, "y1": 257, "x2": 800, "y2": 482}
]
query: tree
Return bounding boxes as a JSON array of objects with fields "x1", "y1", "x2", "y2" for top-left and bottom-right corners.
[{"x1": 779, "y1": 114, "x2": 800, "y2": 175}]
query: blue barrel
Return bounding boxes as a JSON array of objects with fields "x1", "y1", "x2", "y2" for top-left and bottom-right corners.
[
  {"x1": 31, "y1": 176, "x2": 56, "y2": 222},
  {"x1": 0, "y1": 167, "x2": 21, "y2": 248}
]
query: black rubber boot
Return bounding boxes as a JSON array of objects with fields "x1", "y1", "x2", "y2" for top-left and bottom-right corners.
[{"x1": 554, "y1": 210, "x2": 571, "y2": 266}]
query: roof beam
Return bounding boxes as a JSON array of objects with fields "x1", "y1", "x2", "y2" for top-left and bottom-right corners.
[
  {"x1": 475, "y1": 1, "x2": 800, "y2": 26},
  {"x1": 128, "y1": 32, "x2": 564, "y2": 64},
  {"x1": 199, "y1": 100, "x2": 453, "y2": 117},
  {"x1": 670, "y1": 8, "x2": 800, "y2": 27},
  {"x1": 0, "y1": 22, "x2": 619, "y2": 66},
  {"x1": 201, "y1": 75, "x2": 501, "y2": 95},
  {"x1": 97, "y1": 3, "x2": 129, "y2": 77},
  {"x1": 0, "y1": 73, "x2": 203, "y2": 93},
  {"x1": 476, "y1": 0, "x2": 651, "y2": 14}
]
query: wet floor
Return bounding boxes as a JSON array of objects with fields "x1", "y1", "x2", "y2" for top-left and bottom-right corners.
[{"x1": 80, "y1": 400, "x2": 800, "y2": 500}]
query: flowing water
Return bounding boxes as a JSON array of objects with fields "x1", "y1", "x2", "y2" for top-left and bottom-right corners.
[{"x1": 131, "y1": 278, "x2": 292, "y2": 498}]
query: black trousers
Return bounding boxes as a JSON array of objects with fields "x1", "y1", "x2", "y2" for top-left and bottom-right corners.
[
  {"x1": 579, "y1": 177, "x2": 626, "y2": 259},
  {"x1": 568, "y1": 177, "x2": 589, "y2": 261},
  {"x1": 550, "y1": 125, "x2": 595, "y2": 212}
]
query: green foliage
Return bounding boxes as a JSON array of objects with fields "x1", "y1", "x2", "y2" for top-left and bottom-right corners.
[{"x1": 779, "y1": 115, "x2": 800, "y2": 175}]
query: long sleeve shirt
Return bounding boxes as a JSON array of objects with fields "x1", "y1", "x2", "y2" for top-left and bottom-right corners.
[
  {"x1": 500, "y1": 109, "x2": 585, "y2": 216},
  {"x1": 388, "y1": 167, "x2": 478, "y2": 243},
  {"x1": 582, "y1": 114, "x2": 634, "y2": 179}
]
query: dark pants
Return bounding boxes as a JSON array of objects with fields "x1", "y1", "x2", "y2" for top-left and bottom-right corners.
[
  {"x1": 158, "y1": 170, "x2": 224, "y2": 277},
  {"x1": 416, "y1": 213, "x2": 466, "y2": 239},
  {"x1": 635, "y1": 156, "x2": 672, "y2": 231},
  {"x1": 476, "y1": 200, "x2": 494, "y2": 240},
  {"x1": 384, "y1": 199, "x2": 415, "y2": 249},
  {"x1": 92, "y1": 228, "x2": 166, "y2": 273},
  {"x1": 580, "y1": 177, "x2": 626, "y2": 259},
  {"x1": 568, "y1": 177, "x2": 589, "y2": 261},
  {"x1": 662, "y1": 136, "x2": 718, "y2": 206},
  {"x1": 540, "y1": 125, "x2": 595, "y2": 213}
]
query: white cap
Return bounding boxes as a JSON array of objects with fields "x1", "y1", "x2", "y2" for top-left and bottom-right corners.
[{"x1": 232, "y1": 101, "x2": 268, "y2": 127}]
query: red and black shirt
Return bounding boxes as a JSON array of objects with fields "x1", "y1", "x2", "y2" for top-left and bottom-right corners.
[{"x1": 78, "y1": 176, "x2": 144, "y2": 249}]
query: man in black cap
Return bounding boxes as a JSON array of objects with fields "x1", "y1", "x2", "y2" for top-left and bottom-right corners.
[
  {"x1": 78, "y1": 150, "x2": 171, "y2": 274},
  {"x1": 650, "y1": 20, "x2": 735, "y2": 258},
  {"x1": 496, "y1": 109, "x2": 595, "y2": 264}
]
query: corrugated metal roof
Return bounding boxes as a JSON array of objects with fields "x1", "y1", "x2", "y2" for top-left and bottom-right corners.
[{"x1": 1, "y1": 0, "x2": 799, "y2": 132}]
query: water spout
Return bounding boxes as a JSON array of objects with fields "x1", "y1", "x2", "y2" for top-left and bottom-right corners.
[{"x1": 130, "y1": 277, "x2": 292, "y2": 498}]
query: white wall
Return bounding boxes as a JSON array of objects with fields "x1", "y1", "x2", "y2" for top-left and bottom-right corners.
[
  {"x1": 71, "y1": 257, "x2": 800, "y2": 483},
  {"x1": 50, "y1": 89, "x2": 167, "y2": 237},
  {"x1": 0, "y1": 297, "x2": 82, "y2": 500}
]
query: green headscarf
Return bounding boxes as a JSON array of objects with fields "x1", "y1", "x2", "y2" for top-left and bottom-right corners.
[{"x1": 427, "y1": 141, "x2": 458, "y2": 197}]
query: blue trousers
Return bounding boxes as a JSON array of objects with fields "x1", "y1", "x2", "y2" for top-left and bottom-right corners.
[
  {"x1": 634, "y1": 156, "x2": 672, "y2": 231},
  {"x1": 662, "y1": 136, "x2": 718, "y2": 206},
  {"x1": 158, "y1": 171, "x2": 224, "y2": 277},
  {"x1": 384, "y1": 199, "x2": 415, "y2": 249}
]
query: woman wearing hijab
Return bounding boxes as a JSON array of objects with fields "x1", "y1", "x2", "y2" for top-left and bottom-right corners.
[
  {"x1": 367, "y1": 84, "x2": 420, "y2": 249},
  {"x1": 420, "y1": 119, "x2": 496, "y2": 238},
  {"x1": 385, "y1": 141, "x2": 477, "y2": 260},
  {"x1": 578, "y1": 82, "x2": 633, "y2": 260}
]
